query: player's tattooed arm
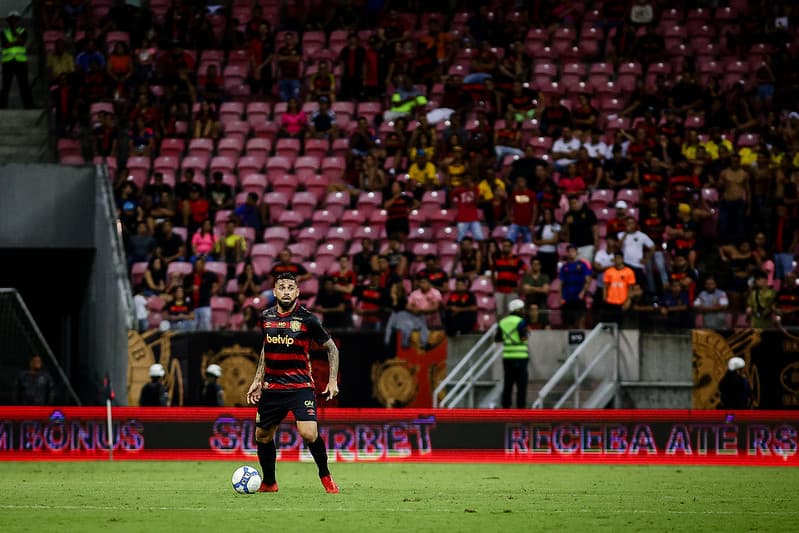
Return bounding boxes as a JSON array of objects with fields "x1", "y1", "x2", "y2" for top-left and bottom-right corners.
[
  {"x1": 322, "y1": 339, "x2": 339, "y2": 400},
  {"x1": 246, "y1": 346, "x2": 265, "y2": 405}
]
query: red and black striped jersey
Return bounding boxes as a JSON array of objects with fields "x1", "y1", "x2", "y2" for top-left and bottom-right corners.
[{"x1": 260, "y1": 304, "x2": 330, "y2": 391}]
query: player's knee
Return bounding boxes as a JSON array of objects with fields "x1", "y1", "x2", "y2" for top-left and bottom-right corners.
[
  {"x1": 298, "y1": 426, "x2": 318, "y2": 442},
  {"x1": 255, "y1": 427, "x2": 275, "y2": 443}
]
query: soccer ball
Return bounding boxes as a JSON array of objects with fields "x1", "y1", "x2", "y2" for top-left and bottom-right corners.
[{"x1": 231, "y1": 465, "x2": 262, "y2": 494}]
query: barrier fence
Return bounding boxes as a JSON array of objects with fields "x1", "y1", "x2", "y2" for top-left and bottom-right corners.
[{"x1": 0, "y1": 407, "x2": 797, "y2": 465}]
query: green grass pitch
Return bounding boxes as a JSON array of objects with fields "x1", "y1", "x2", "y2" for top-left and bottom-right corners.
[{"x1": 0, "y1": 461, "x2": 796, "y2": 532}]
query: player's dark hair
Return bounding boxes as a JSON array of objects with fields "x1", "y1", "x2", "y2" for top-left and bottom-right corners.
[{"x1": 276, "y1": 272, "x2": 297, "y2": 283}]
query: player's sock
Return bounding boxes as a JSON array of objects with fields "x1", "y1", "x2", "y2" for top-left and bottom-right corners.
[
  {"x1": 307, "y1": 436, "x2": 330, "y2": 477},
  {"x1": 257, "y1": 440, "x2": 277, "y2": 484}
]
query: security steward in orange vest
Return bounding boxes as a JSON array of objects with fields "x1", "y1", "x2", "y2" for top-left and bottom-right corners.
[{"x1": 0, "y1": 11, "x2": 32, "y2": 109}]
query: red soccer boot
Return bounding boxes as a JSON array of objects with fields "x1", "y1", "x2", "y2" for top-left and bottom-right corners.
[{"x1": 320, "y1": 474, "x2": 339, "y2": 494}]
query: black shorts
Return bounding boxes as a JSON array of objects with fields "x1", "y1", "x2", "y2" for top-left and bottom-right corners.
[{"x1": 256, "y1": 387, "x2": 317, "y2": 429}]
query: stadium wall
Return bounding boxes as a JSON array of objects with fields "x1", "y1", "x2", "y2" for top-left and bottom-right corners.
[
  {"x1": 0, "y1": 165, "x2": 129, "y2": 404},
  {"x1": 0, "y1": 407, "x2": 796, "y2": 466}
]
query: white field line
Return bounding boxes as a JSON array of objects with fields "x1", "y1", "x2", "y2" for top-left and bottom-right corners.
[{"x1": 0, "y1": 504, "x2": 797, "y2": 516}]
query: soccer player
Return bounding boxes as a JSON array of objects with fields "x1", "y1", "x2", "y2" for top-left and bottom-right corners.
[{"x1": 246, "y1": 272, "x2": 340, "y2": 494}]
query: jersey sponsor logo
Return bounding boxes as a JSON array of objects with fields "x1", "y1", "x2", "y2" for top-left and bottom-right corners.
[
  {"x1": 304, "y1": 399, "x2": 314, "y2": 408},
  {"x1": 265, "y1": 333, "x2": 295, "y2": 346}
]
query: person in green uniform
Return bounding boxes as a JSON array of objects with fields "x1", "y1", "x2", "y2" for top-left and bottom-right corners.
[{"x1": 495, "y1": 298, "x2": 530, "y2": 408}]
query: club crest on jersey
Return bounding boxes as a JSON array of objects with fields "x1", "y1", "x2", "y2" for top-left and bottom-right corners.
[{"x1": 290, "y1": 320, "x2": 302, "y2": 332}]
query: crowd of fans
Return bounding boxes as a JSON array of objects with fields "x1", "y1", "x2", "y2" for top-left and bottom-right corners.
[{"x1": 40, "y1": 0, "x2": 799, "y2": 336}]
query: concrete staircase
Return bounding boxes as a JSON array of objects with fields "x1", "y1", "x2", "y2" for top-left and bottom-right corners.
[{"x1": 0, "y1": 109, "x2": 50, "y2": 163}]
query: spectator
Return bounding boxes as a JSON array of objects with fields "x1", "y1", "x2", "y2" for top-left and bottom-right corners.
[
  {"x1": 247, "y1": 21, "x2": 274, "y2": 97},
  {"x1": 142, "y1": 256, "x2": 167, "y2": 296},
  {"x1": 607, "y1": 200, "x2": 629, "y2": 236},
  {"x1": 450, "y1": 236, "x2": 483, "y2": 280},
  {"x1": 349, "y1": 117, "x2": 378, "y2": 159},
  {"x1": 193, "y1": 100, "x2": 220, "y2": 139},
  {"x1": 234, "y1": 192, "x2": 267, "y2": 236},
  {"x1": 214, "y1": 219, "x2": 246, "y2": 277},
  {"x1": 719, "y1": 241, "x2": 757, "y2": 316},
  {"x1": 746, "y1": 271, "x2": 776, "y2": 329},
  {"x1": 538, "y1": 93, "x2": 572, "y2": 138},
  {"x1": 444, "y1": 277, "x2": 478, "y2": 336},
  {"x1": 352, "y1": 238, "x2": 379, "y2": 281},
  {"x1": 191, "y1": 218, "x2": 217, "y2": 262},
  {"x1": 694, "y1": 276, "x2": 730, "y2": 330},
  {"x1": 330, "y1": 255, "x2": 358, "y2": 304},
  {"x1": 451, "y1": 174, "x2": 484, "y2": 243},
  {"x1": 507, "y1": 176, "x2": 537, "y2": 244},
  {"x1": 337, "y1": 33, "x2": 365, "y2": 100},
  {"x1": 155, "y1": 220, "x2": 185, "y2": 264},
  {"x1": 269, "y1": 248, "x2": 311, "y2": 283},
  {"x1": 776, "y1": 272, "x2": 799, "y2": 327},
  {"x1": 357, "y1": 153, "x2": 387, "y2": 193},
  {"x1": 493, "y1": 110, "x2": 524, "y2": 164},
  {"x1": 619, "y1": 216, "x2": 655, "y2": 288},
  {"x1": 559, "y1": 245, "x2": 592, "y2": 329},
  {"x1": 772, "y1": 202, "x2": 798, "y2": 280},
  {"x1": 383, "y1": 180, "x2": 417, "y2": 241},
  {"x1": 665, "y1": 203, "x2": 699, "y2": 268},
  {"x1": 197, "y1": 64, "x2": 224, "y2": 109},
  {"x1": 521, "y1": 258, "x2": 551, "y2": 327},
  {"x1": 14, "y1": 355, "x2": 54, "y2": 405},
  {"x1": 594, "y1": 234, "x2": 620, "y2": 296},
  {"x1": 572, "y1": 94, "x2": 600, "y2": 132},
  {"x1": 207, "y1": 172, "x2": 234, "y2": 218},
  {"x1": 355, "y1": 272, "x2": 387, "y2": 331},
  {"x1": 583, "y1": 129, "x2": 612, "y2": 161},
  {"x1": 307, "y1": 60, "x2": 336, "y2": 103},
  {"x1": 417, "y1": 254, "x2": 449, "y2": 292},
  {"x1": 660, "y1": 279, "x2": 692, "y2": 329},
  {"x1": 183, "y1": 256, "x2": 219, "y2": 331},
  {"x1": 407, "y1": 150, "x2": 439, "y2": 198},
  {"x1": 278, "y1": 96, "x2": 308, "y2": 140},
  {"x1": 493, "y1": 238, "x2": 526, "y2": 315},
  {"x1": 311, "y1": 278, "x2": 350, "y2": 329},
  {"x1": 602, "y1": 252, "x2": 637, "y2": 324},
  {"x1": 563, "y1": 196, "x2": 599, "y2": 264},
  {"x1": 129, "y1": 116, "x2": 156, "y2": 157},
  {"x1": 551, "y1": 127, "x2": 582, "y2": 172},
  {"x1": 107, "y1": 41, "x2": 133, "y2": 101},
  {"x1": 164, "y1": 285, "x2": 195, "y2": 330},
  {"x1": 182, "y1": 186, "x2": 209, "y2": 235},
  {"x1": 407, "y1": 276, "x2": 443, "y2": 329},
  {"x1": 134, "y1": 289, "x2": 148, "y2": 332},
  {"x1": 639, "y1": 196, "x2": 669, "y2": 293},
  {"x1": 534, "y1": 208, "x2": 562, "y2": 280},
  {"x1": 276, "y1": 32, "x2": 302, "y2": 101},
  {"x1": 600, "y1": 147, "x2": 636, "y2": 190},
  {"x1": 307, "y1": 96, "x2": 337, "y2": 140},
  {"x1": 384, "y1": 75, "x2": 427, "y2": 122},
  {"x1": 75, "y1": 38, "x2": 105, "y2": 73},
  {"x1": 557, "y1": 163, "x2": 588, "y2": 198},
  {"x1": 128, "y1": 221, "x2": 156, "y2": 267},
  {"x1": 384, "y1": 237, "x2": 413, "y2": 280},
  {"x1": 477, "y1": 167, "x2": 507, "y2": 230},
  {"x1": 47, "y1": 39, "x2": 75, "y2": 81},
  {"x1": 237, "y1": 262, "x2": 263, "y2": 307}
]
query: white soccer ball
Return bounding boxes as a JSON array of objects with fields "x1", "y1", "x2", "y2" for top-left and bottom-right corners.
[{"x1": 231, "y1": 465, "x2": 261, "y2": 494}]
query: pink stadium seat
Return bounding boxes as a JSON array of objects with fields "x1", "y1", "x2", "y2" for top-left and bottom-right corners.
[
  {"x1": 237, "y1": 155, "x2": 265, "y2": 177},
  {"x1": 271, "y1": 173, "x2": 299, "y2": 196},
  {"x1": 275, "y1": 138, "x2": 301, "y2": 159},
  {"x1": 296, "y1": 226, "x2": 323, "y2": 249},
  {"x1": 210, "y1": 156, "x2": 236, "y2": 175},
  {"x1": 325, "y1": 226, "x2": 352, "y2": 246},
  {"x1": 304, "y1": 138, "x2": 329, "y2": 159},
  {"x1": 339, "y1": 209, "x2": 367, "y2": 232},
  {"x1": 266, "y1": 155, "x2": 292, "y2": 173},
  {"x1": 131, "y1": 262, "x2": 148, "y2": 287},
  {"x1": 223, "y1": 120, "x2": 250, "y2": 142},
  {"x1": 311, "y1": 209, "x2": 337, "y2": 235},
  {"x1": 204, "y1": 261, "x2": 228, "y2": 283},
  {"x1": 246, "y1": 138, "x2": 272, "y2": 159},
  {"x1": 277, "y1": 210, "x2": 304, "y2": 230},
  {"x1": 246, "y1": 101, "x2": 271, "y2": 122},
  {"x1": 167, "y1": 261, "x2": 193, "y2": 277},
  {"x1": 264, "y1": 192, "x2": 289, "y2": 221},
  {"x1": 616, "y1": 189, "x2": 640, "y2": 206},
  {"x1": 291, "y1": 191, "x2": 318, "y2": 219},
  {"x1": 353, "y1": 225, "x2": 381, "y2": 242},
  {"x1": 210, "y1": 296, "x2": 235, "y2": 329},
  {"x1": 188, "y1": 138, "x2": 214, "y2": 159},
  {"x1": 159, "y1": 138, "x2": 185, "y2": 158},
  {"x1": 217, "y1": 137, "x2": 243, "y2": 159},
  {"x1": 262, "y1": 226, "x2": 290, "y2": 249},
  {"x1": 251, "y1": 243, "x2": 278, "y2": 274},
  {"x1": 241, "y1": 173, "x2": 268, "y2": 195},
  {"x1": 324, "y1": 191, "x2": 350, "y2": 218}
]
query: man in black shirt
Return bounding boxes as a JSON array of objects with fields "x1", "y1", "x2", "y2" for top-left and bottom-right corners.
[
  {"x1": 155, "y1": 220, "x2": 185, "y2": 264},
  {"x1": 416, "y1": 254, "x2": 449, "y2": 291},
  {"x1": 508, "y1": 145, "x2": 548, "y2": 189},
  {"x1": 183, "y1": 256, "x2": 219, "y2": 330},
  {"x1": 200, "y1": 364, "x2": 224, "y2": 406},
  {"x1": 563, "y1": 196, "x2": 599, "y2": 263},
  {"x1": 207, "y1": 171, "x2": 234, "y2": 219},
  {"x1": 353, "y1": 238, "x2": 378, "y2": 281},
  {"x1": 311, "y1": 277, "x2": 350, "y2": 329}
]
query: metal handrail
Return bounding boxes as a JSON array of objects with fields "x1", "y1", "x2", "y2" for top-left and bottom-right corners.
[
  {"x1": 443, "y1": 343, "x2": 504, "y2": 408},
  {"x1": 98, "y1": 164, "x2": 136, "y2": 329},
  {"x1": 433, "y1": 323, "x2": 497, "y2": 408},
  {"x1": 532, "y1": 322, "x2": 618, "y2": 408}
]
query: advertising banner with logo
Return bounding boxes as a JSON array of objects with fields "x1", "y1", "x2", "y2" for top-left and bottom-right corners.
[
  {"x1": 693, "y1": 329, "x2": 799, "y2": 409},
  {"x1": 1, "y1": 408, "x2": 796, "y2": 465}
]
